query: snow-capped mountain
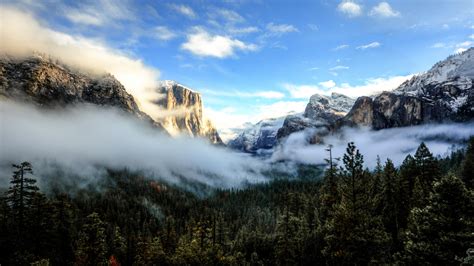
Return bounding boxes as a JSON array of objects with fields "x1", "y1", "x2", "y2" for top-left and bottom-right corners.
[
  {"x1": 155, "y1": 80, "x2": 222, "y2": 144},
  {"x1": 342, "y1": 48, "x2": 474, "y2": 129},
  {"x1": 277, "y1": 92, "x2": 355, "y2": 140},
  {"x1": 228, "y1": 92, "x2": 355, "y2": 153},
  {"x1": 227, "y1": 117, "x2": 285, "y2": 153}
]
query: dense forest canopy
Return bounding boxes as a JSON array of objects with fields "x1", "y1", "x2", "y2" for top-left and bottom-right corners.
[{"x1": 0, "y1": 138, "x2": 473, "y2": 265}]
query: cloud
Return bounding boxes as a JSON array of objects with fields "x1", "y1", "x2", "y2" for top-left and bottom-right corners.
[
  {"x1": 169, "y1": 4, "x2": 197, "y2": 19},
  {"x1": 369, "y1": 2, "x2": 400, "y2": 18},
  {"x1": 337, "y1": 1, "x2": 362, "y2": 17},
  {"x1": 357, "y1": 41, "x2": 381, "y2": 49},
  {"x1": 431, "y1": 42, "x2": 446, "y2": 48},
  {"x1": 266, "y1": 23, "x2": 299, "y2": 35},
  {"x1": 333, "y1": 44, "x2": 349, "y2": 51},
  {"x1": 228, "y1": 26, "x2": 260, "y2": 35},
  {"x1": 329, "y1": 65, "x2": 350, "y2": 71},
  {"x1": 284, "y1": 83, "x2": 322, "y2": 99},
  {"x1": 283, "y1": 74, "x2": 412, "y2": 99},
  {"x1": 0, "y1": 6, "x2": 163, "y2": 120},
  {"x1": 454, "y1": 41, "x2": 472, "y2": 53},
  {"x1": 470, "y1": 34, "x2": 474, "y2": 40},
  {"x1": 153, "y1": 26, "x2": 177, "y2": 41},
  {"x1": 65, "y1": 11, "x2": 103, "y2": 26},
  {"x1": 205, "y1": 100, "x2": 307, "y2": 142},
  {"x1": 181, "y1": 28, "x2": 257, "y2": 58},
  {"x1": 319, "y1": 80, "x2": 336, "y2": 88},
  {"x1": 63, "y1": 0, "x2": 136, "y2": 26},
  {"x1": 0, "y1": 101, "x2": 267, "y2": 189},
  {"x1": 271, "y1": 123, "x2": 474, "y2": 168},
  {"x1": 209, "y1": 8, "x2": 244, "y2": 23},
  {"x1": 202, "y1": 89, "x2": 285, "y2": 99}
]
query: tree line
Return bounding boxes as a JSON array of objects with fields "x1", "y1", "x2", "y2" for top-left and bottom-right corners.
[{"x1": 0, "y1": 138, "x2": 473, "y2": 265}]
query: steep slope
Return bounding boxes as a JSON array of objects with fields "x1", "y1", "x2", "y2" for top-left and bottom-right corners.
[
  {"x1": 155, "y1": 80, "x2": 223, "y2": 144},
  {"x1": 228, "y1": 117, "x2": 285, "y2": 153},
  {"x1": 0, "y1": 54, "x2": 164, "y2": 129},
  {"x1": 277, "y1": 92, "x2": 355, "y2": 140},
  {"x1": 342, "y1": 48, "x2": 474, "y2": 129}
]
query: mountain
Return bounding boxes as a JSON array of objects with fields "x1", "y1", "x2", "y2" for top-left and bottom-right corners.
[
  {"x1": 155, "y1": 80, "x2": 223, "y2": 144},
  {"x1": 342, "y1": 48, "x2": 474, "y2": 129},
  {"x1": 0, "y1": 54, "x2": 165, "y2": 129},
  {"x1": 227, "y1": 117, "x2": 285, "y2": 153},
  {"x1": 277, "y1": 92, "x2": 355, "y2": 140}
]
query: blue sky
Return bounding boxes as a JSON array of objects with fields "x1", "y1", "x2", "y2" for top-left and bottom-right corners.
[{"x1": 2, "y1": 0, "x2": 473, "y2": 140}]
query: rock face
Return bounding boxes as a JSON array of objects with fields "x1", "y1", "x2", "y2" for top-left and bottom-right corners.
[
  {"x1": 0, "y1": 54, "x2": 163, "y2": 128},
  {"x1": 228, "y1": 117, "x2": 284, "y2": 153},
  {"x1": 155, "y1": 80, "x2": 222, "y2": 144},
  {"x1": 277, "y1": 92, "x2": 355, "y2": 140},
  {"x1": 342, "y1": 48, "x2": 474, "y2": 129}
]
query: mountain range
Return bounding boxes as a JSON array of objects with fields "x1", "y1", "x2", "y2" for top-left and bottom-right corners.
[
  {"x1": 229, "y1": 48, "x2": 474, "y2": 153},
  {"x1": 0, "y1": 55, "x2": 222, "y2": 144}
]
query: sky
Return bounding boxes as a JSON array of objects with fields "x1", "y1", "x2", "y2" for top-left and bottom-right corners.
[{"x1": 1, "y1": 0, "x2": 473, "y2": 141}]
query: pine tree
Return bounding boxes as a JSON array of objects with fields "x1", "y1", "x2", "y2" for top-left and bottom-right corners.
[
  {"x1": 5, "y1": 162, "x2": 39, "y2": 236},
  {"x1": 381, "y1": 159, "x2": 400, "y2": 252},
  {"x1": 319, "y1": 144, "x2": 340, "y2": 221},
  {"x1": 413, "y1": 142, "x2": 441, "y2": 203},
  {"x1": 75, "y1": 212, "x2": 108, "y2": 266},
  {"x1": 323, "y1": 142, "x2": 389, "y2": 264},
  {"x1": 461, "y1": 136, "x2": 474, "y2": 190},
  {"x1": 403, "y1": 174, "x2": 474, "y2": 264}
]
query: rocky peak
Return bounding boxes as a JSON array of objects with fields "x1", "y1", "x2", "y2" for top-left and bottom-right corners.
[
  {"x1": 304, "y1": 92, "x2": 355, "y2": 122},
  {"x1": 155, "y1": 80, "x2": 223, "y2": 144},
  {"x1": 0, "y1": 55, "x2": 162, "y2": 128},
  {"x1": 276, "y1": 92, "x2": 354, "y2": 141},
  {"x1": 228, "y1": 117, "x2": 285, "y2": 153},
  {"x1": 342, "y1": 48, "x2": 474, "y2": 129}
]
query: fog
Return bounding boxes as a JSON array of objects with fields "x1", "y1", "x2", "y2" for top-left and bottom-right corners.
[
  {"x1": 271, "y1": 123, "x2": 474, "y2": 168},
  {"x1": 0, "y1": 100, "x2": 267, "y2": 190}
]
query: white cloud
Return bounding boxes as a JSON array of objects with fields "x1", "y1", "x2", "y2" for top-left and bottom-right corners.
[
  {"x1": 63, "y1": 0, "x2": 136, "y2": 26},
  {"x1": 203, "y1": 89, "x2": 285, "y2": 99},
  {"x1": 210, "y1": 8, "x2": 244, "y2": 23},
  {"x1": 283, "y1": 74, "x2": 412, "y2": 99},
  {"x1": 272, "y1": 122, "x2": 473, "y2": 168},
  {"x1": 169, "y1": 4, "x2": 197, "y2": 18},
  {"x1": 181, "y1": 28, "x2": 257, "y2": 58},
  {"x1": 257, "y1": 101, "x2": 307, "y2": 120},
  {"x1": 0, "y1": 6, "x2": 162, "y2": 120},
  {"x1": 431, "y1": 42, "x2": 446, "y2": 48},
  {"x1": 369, "y1": 2, "x2": 400, "y2": 18},
  {"x1": 333, "y1": 44, "x2": 349, "y2": 51},
  {"x1": 470, "y1": 34, "x2": 474, "y2": 40},
  {"x1": 337, "y1": 1, "x2": 362, "y2": 17},
  {"x1": 228, "y1": 26, "x2": 260, "y2": 35},
  {"x1": 329, "y1": 65, "x2": 350, "y2": 71},
  {"x1": 455, "y1": 48, "x2": 468, "y2": 54},
  {"x1": 1, "y1": 101, "x2": 266, "y2": 188},
  {"x1": 65, "y1": 11, "x2": 103, "y2": 26},
  {"x1": 357, "y1": 41, "x2": 381, "y2": 49},
  {"x1": 266, "y1": 23, "x2": 299, "y2": 34},
  {"x1": 284, "y1": 83, "x2": 322, "y2": 99},
  {"x1": 442, "y1": 24, "x2": 449, "y2": 29},
  {"x1": 319, "y1": 80, "x2": 336, "y2": 88},
  {"x1": 456, "y1": 41, "x2": 472, "y2": 47},
  {"x1": 153, "y1": 26, "x2": 177, "y2": 41}
]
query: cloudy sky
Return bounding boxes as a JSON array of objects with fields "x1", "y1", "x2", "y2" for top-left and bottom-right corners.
[{"x1": 1, "y1": 0, "x2": 473, "y2": 140}]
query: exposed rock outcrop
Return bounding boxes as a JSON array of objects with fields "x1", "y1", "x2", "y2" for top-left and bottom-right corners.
[
  {"x1": 277, "y1": 92, "x2": 355, "y2": 140},
  {"x1": 155, "y1": 80, "x2": 223, "y2": 144},
  {"x1": 228, "y1": 117, "x2": 284, "y2": 153},
  {"x1": 341, "y1": 48, "x2": 474, "y2": 129}
]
